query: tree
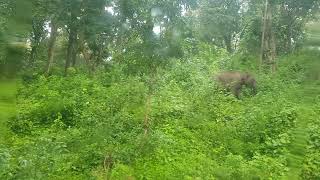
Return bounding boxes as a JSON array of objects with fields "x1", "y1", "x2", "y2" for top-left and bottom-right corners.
[
  {"x1": 198, "y1": 0, "x2": 242, "y2": 53},
  {"x1": 259, "y1": 0, "x2": 320, "y2": 72},
  {"x1": 277, "y1": 0, "x2": 320, "y2": 54},
  {"x1": 43, "y1": 0, "x2": 66, "y2": 75},
  {"x1": 78, "y1": 0, "x2": 113, "y2": 74},
  {"x1": 260, "y1": 0, "x2": 276, "y2": 72},
  {"x1": 65, "y1": 0, "x2": 81, "y2": 74},
  {"x1": 45, "y1": 20, "x2": 58, "y2": 75}
]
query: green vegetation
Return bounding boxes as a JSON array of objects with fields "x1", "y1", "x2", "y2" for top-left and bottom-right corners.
[
  {"x1": 2, "y1": 48, "x2": 320, "y2": 179},
  {"x1": 1, "y1": 0, "x2": 320, "y2": 179}
]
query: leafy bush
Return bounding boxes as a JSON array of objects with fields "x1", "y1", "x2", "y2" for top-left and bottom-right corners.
[{"x1": 1, "y1": 50, "x2": 320, "y2": 179}]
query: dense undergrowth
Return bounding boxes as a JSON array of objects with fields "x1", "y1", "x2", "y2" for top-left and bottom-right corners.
[{"x1": 1, "y1": 49, "x2": 320, "y2": 179}]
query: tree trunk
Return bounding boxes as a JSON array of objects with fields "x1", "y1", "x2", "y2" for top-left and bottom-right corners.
[
  {"x1": 29, "y1": 19, "x2": 44, "y2": 66},
  {"x1": 65, "y1": 9, "x2": 78, "y2": 75},
  {"x1": 260, "y1": 0, "x2": 276, "y2": 73},
  {"x1": 286, "y1": 19, "x2": 294, "y2": 54},
  {"x1": 29, "y1": 46, "x2": 37, "y2": 65},
  {"x1": 260, "y1": 0, "x2": 267, "y2": 68},
  {"x1": 45, "y1": 21, "x2": 58, "y2": 75},
  {"x1": 71, "y1": 42, "x2": 77, "y2": 67},
  {"x1": 224, "y1": 35, "x2": 233, "y2": 53},
  {"x1": 270, "y1": 28, "x2": 276, "y2": 72}
]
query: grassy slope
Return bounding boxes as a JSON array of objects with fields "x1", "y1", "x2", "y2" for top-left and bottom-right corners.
[
  {"x1": 282, "y1": 20, "x2": 320, "y2": 179},
  {"x1": 0, "y1": 80, "x2": 16, "y2": 142}
]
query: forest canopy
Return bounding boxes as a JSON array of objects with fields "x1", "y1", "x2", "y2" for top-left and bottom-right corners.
[{"x1": 1, "y1": 0, "x2": 320, "y2": 179}]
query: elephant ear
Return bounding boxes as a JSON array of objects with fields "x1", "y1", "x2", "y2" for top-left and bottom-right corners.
[{"x1": 240, "y1": 73, "x2": 249, "y2": 83}]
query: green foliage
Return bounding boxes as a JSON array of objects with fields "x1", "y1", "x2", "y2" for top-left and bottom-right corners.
[
  {"x1": 198, "y1": 0, "x2": 241, "y2": 52},
  {"x1": 1, "y1": 0, "x2": 320, "y2": 179},
  {"x1": 2, "y1": 48, "x2": 320, "y2": 179}
]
